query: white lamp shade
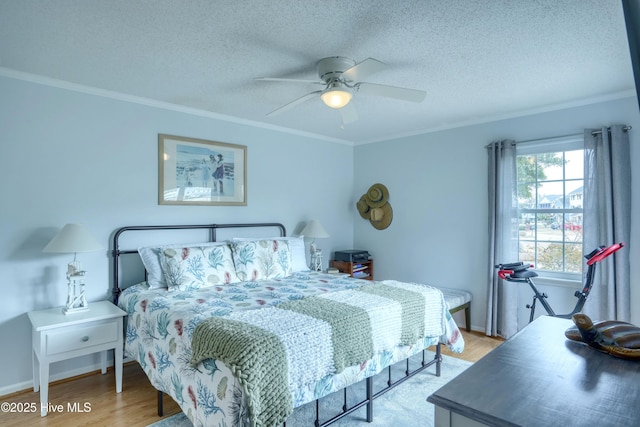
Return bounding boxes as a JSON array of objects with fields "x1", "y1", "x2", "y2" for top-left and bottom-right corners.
[
  {"x1": 43, "y1": 224, "x2": 102, "y2": 253},
  {"x1": 300, "y1": 220, "x2": 330, "y2": 239}
]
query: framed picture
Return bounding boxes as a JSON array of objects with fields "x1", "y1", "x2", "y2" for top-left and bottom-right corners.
[{"x1": 158, "y1": 134, "x2": 247, "y2": 206}]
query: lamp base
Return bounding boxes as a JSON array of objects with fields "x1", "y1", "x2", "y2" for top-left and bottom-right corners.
[
  {"x1": 310, "y1": 248, "x2": 323, "y2": 272},
  {"x1": 63, "y1": 305, "x2": 90, "y2": 315},
  {"x1": 64, "y1": 272, "x2": 89, "y2": 315}
]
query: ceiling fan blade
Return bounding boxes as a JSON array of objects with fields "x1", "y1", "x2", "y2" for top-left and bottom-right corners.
[
  {"x1": 342, "y1": 58, "x2": 386, "y2": 82},
  {"x1": 357, "y1": 82, "x2": 426, "y2": 102},
  {"x1": 255, "y1": 77, "x2": 323, "y2": 84},
  {"x1": 266, "y1": 90, "x2": 322, "y2": 116},
  {"x1": 339, "y1": 103, "x2": 358, "y2": 125}
]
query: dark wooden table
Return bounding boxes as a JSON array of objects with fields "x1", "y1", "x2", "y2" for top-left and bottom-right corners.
[{"x1": 428, "y1": 315, "x2": 640, "y2": 427}]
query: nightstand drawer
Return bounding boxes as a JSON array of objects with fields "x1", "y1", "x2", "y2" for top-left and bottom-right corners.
[{"x1": 46, "y1": 321, "x2": 118, "y2": 356}]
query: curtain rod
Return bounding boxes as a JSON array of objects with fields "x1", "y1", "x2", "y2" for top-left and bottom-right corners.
[
  {"x1": 590, "y1": 125, "x2": 632, "y2": 135},
  {"x1": 519, "y1": 125, "x2": 632, "y2": 144},
  {"x1": 486, "y1": 125, "x2": 632, "y2": 148}
]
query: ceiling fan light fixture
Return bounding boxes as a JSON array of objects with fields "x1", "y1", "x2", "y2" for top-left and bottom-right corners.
[{"x1": 320, "y1": 82, "x2": 352, "y2": 109}]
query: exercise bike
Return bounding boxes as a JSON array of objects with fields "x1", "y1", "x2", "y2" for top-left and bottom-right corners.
[{"x1": 495, "y1": 242, "x2": 624, "y2": 323}]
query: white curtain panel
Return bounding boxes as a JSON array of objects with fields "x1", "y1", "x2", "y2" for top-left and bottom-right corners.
[{"x1": 583, "y1": 125, "x2": 631, "y2": 321}]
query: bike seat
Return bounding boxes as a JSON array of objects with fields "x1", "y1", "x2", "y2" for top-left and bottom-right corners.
[{"x1": 510, "y1": 269, "x2": 538, "y2": 278}]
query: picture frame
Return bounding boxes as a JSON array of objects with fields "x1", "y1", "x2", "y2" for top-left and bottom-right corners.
[{"x1": 158, "y1": 134, "x2": 247, "y2": 206}]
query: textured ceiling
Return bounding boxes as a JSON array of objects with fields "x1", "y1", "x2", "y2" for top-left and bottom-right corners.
[{"x1": 0, "y1": 0, "x2": 635, "y2": 144}]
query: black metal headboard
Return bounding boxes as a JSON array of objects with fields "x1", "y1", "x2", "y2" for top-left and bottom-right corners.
[{"x1": 111, "y1": 223, "x2": 286, "y2": 303}]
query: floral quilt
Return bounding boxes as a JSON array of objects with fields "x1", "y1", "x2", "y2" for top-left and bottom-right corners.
[{"x1": 118, "y1": 272, "x2": 465, "y2": 427}]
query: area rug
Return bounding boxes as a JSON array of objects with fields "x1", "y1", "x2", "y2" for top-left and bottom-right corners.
[{"x1": 146, "y1": 352, "x2": 471, "y2": 427}]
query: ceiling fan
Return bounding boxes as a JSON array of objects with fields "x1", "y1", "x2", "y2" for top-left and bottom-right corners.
[{"x1": 255, "y1": 57, "x2": 426, "y2": 124}]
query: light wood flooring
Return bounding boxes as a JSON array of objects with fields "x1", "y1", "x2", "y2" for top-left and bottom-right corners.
[{"x1": 0, "y1": 330, "x2": 503, "y2": 427}]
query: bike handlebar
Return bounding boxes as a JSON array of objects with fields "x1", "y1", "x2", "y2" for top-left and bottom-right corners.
[{"x1": 586, "y1": 242, "x2": 624, "y2": 266}]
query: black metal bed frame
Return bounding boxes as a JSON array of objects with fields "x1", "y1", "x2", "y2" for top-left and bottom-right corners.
[
  {"x1": 111, "y1": 222, "x2": 442, "y2": 426},
  {"x1": 282, "y1": 347, "x2": 442, "y2": 427}
]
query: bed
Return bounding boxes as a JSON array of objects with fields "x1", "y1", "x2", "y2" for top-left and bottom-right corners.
[{"x1": 111, "y1": 223, "x2": 464, "y2": 427}]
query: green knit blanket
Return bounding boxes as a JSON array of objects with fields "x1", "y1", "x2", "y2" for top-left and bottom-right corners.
[
  {"x1": 190, "y1": 317, "x2": 290, "y2": 427},
  {"x1": 190, "y1": 281, "x2": 440, "y2": 427}
]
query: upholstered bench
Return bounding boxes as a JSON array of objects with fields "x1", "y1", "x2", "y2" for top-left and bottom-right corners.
[{"x1": 436, "y1": 287, "x2": 472, "y2": 332}]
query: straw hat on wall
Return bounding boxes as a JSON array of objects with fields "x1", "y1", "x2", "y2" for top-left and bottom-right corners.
[
  {"x1": 356, "y1": 183, "x2": 393, "y2": 230},
  {"x1": 369, "y1": 203, "x2": 393, "y2": 230},
  {"x1": 357, "y1": 195, "x2": 371, "y2": 219},
  {"x1": 365, "y1": 183, "x2": 389, "y2": 208}
]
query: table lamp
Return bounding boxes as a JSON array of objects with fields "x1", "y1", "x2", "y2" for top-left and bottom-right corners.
[
  {"x1": 300, "y1": 220, "x2": 329, "y2": 271},
  {"x1": 43, "y1": 224, "x2": 102, "y2": 314}
]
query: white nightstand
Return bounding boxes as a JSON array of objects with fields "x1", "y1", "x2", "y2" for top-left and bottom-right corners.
[{"x1": 27, "y1": 300, "x2": 127, "y2": 416}]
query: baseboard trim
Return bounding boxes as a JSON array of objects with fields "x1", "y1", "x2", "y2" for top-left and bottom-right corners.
[{"x1": 0, "y1": 359, "x2": 122, "y2": 398}]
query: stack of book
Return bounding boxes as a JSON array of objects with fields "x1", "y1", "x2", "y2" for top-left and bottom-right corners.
[{"x1": 352, "y1": 264, "x2": 370, "y2": 278}]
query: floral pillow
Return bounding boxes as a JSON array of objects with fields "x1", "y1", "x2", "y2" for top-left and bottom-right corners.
[
  {"x1": 138, "y1": 241, "x2": 228, "y2": 289},
  {"x1": 158, "y1": 244, "x2": 240, "y2": 291},
  {"x1": 232, "y1": 235, "x2": 308, "y2": 272},
  {"x1": 231, "y1": 239, "x2": 292, "y2": 281}
]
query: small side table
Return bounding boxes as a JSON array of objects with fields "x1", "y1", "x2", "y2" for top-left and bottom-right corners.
[{"x1": 28, "y1": 300, "x2": 127, "y2": 416}]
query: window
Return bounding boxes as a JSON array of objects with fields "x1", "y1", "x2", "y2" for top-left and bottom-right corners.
[{"x1": 516, "y1": 136, "x2": 584, "y2": 278}]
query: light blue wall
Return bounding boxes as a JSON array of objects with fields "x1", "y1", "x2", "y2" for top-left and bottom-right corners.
[
  {"x1": 354, "y1": 96, "x2": 640, "y2": 331},
  {"x1": 0, "y1": 75, "x2": 355, "y2": 394},
  {"x1": 2, "y1": 73, "x2": 639, "y2": 395}
]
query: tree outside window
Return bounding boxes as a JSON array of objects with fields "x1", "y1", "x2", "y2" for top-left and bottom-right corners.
[{"x1": 516, "y1": 149, "x2": 583, "y2": 276}]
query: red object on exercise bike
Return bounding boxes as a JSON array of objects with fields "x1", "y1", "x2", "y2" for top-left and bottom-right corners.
[{"x1": 495, "y1": 242, "x2": 624, "y2": 323}]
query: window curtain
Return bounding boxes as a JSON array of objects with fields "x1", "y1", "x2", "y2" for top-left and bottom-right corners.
[
  {"x1": 486, "y1": 140, "x2": 519, "y2": 338},
  {"x1": 582, "y1": 125, "x2": 631, "y2": 321}
]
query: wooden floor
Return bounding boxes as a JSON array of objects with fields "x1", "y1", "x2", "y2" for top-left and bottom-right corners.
[
  {"x1": 440, "y1": 329, "x2": 504, "y2": 363},
  {"x1": 0, "y1": 330, "x2": 503, "y2": 427}
]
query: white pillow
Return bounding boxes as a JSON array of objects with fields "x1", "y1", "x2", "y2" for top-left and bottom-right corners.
[
  {"x1": 232, "y1": 236, "x2": 308, "y2": 272},
  {"x1": 138, "y1": 241, "x2": 230, "y2": 289},
  {"x1": 231, "y1": 239, "x2": 293, "y2": 280}
]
